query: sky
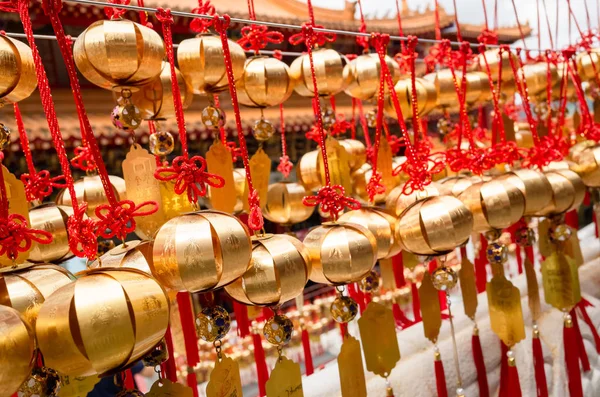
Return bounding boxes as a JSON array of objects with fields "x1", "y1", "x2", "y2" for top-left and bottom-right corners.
[{"x1": 307, "y1": 0, "x2": 600, "y2": 52}]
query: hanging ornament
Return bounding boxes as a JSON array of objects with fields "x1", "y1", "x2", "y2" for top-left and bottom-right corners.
[
  {"x1": 0, "y1": 305, "x2": 35, "y2": 397},
  {"x1": 475, "y1": 49, "x2": 519, "y2": 82},
  {"x1": 498, "y1": 169, "x2": 553, "y2": 216},
  {"x1": 111, "y1": 89, "x2": 143, "y2": 131},
  {"x1": 535, "y1": 170, "x2": 585, "y2": 217},
  {"x1": 55, "y1": 175, "x2": 127, "y2": 220},
  {"x1": 262, "y1": 182, "x2": 315, "y2": 225},
  {"x1": 438, "y1": 175, "x2": 486, "y2": 198},
  {"x1": 338, "y1": 208, "x2": 401, "y2": 259},
  {"x1": 570, "y1": 142, "x2": 600, "y2": 187},
  {"x1": 36, "y1": 268, "x2": 169, "y2": 377},
  {"x1": 425, "y1": 70, "x2": 484, "y2": 111},
  {"x1": 523, "y1": 61, "x2": 559, "y2": 98},
  {"x1": 238, "y1": 56, "x2": 295, "y2": 108},
  {"x1": 385, "y1": 77, "x2": 438, "y2": 119},
  {"x1": 0, "y1": 34, "x2": 36, "y2": 105},
  {"x1": 386, "y1": 181, "x2": 444, "y2": 216},
  {"x1": 27, "y1": 204, "x2": 73, "y2": 263},
  {"x1": 290, "y1": 49, "x2": 348, "y2": 98},
  {"x1": 149, "y1": 128, "x2": 175, "y2": 158},
  {"x1": 18, "y1": 366, "x2": 61, "y2": 397},
  {"x1": 343, "y1": 53, "x2": 401, "y2": 100},
  {"x1": 296, "y1": 137, "x2": 353, "y2": 194},
  {"x1": 338, "y1": 139, "x2": 367, "y2": 172},
  {"x1": 576, "y1": 48, "x2": 600, "y2": 81},
  {"x1": 89, "y1": 239, "x2": 156, "y2": 276},
  {"x1": 352, "y1": 160, "x2": 405, "y2": 204}
]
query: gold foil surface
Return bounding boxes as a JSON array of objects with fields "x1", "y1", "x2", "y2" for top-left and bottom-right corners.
[
  {"x1": 524, "y1": 257, "x2": 542, "y2": 322},
  {"x1": 1, "y1": 166, "x2": 30, "y2": 266},
  {"x1": 338, "y1": 207, "x2": 400, "y2": 259},
  {"x1": 498, "y1": 169, "x2": 553, "y2": 216},
  {"x1": 537, "y1": 170, "x2": 585, "y2": 216},
  {"x1": 419, "y1": 271, "x2": 442, "y2": 343},
  {"x1": 238, "y1": 56, "x2": 295, "y2": 108},
  {"x1": 243, "y1": 148, "x2": 272, "y2": 212},
  {"x1": 459, "y1": 256, "x2": 478, "y2": 320},
  {"x1": 385, "y1": 182, "x2": 442, "y2": 217},
  {"x1": 206, "y1": 141, "x2": 237, "y2": 214},
  {"x1": 263, "y1": 182, "x2": 315, "y2": 225},
  {"x1": 542, "y1": 252, "x2": 581, "y2": 311},
  {"x1": 28, "y1": 204, "x2": 73, "y2": 263},
  {"x1": 0, "y1": 35, "x2": 36, "y2": 105},
  {"x1": 147, "y1": 379, "x2": 194, "y2": 397},
  {"x1": 290, "y1": 49, "x2": 347, "y2": 97},
  {"x1": 338, "y1": 335, "x2": 367, "y2": 397},
  {"x1": 338, "y1": 139, "x2": 367, "y2": 172},
  {"x1": 56, "y1": 175, "x2": 127, "y2": 220},
  {"x1": 377, "y1": 139, "x2": 396, "y2": 194},
  {"x1": 319, "y1": 137, "x2": 352, "y2": 195},
  {"x1": 206, "y1": 357, "x2": 243, "y2": 397},
  {"x1": 0, "y1": 306, "x2": 35, "y2": 397},
  {"x1": 343, "y1": 53, "x2": 400, "y2": 100},
  {"x1": 265, "y1": 356, "x2": 304, "y2": 397},
  {"x1": 357, "y1": 302, "x2": 401, "y2": 377},
  {"x1": 487, "y1": 274, "x2": 526, "y2": 347}
]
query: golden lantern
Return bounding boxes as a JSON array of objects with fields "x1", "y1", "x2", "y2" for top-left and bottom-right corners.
[
  {"x1": 395, "y1": 196, "x2": 473, "y2": 256},
  {"x1": 28, "y1": 204, "x2": 73, "y2": 263},
  {"x1": 570, "y1": 142, "x2": 600, "y2": 187},
  {"x1": 515, "y1": 122, "x2": 535, "y2": 149},
  {"x1": 296, "y1": 138, "x2": 353, "y2": 194},
  {"x1": 0, "y1": 263, "x2": 73, "y2": 325},
  {"x1": 237, "y1": 56, "x2": 295, "y2": 108},
  {"x1": 338, "y1": 208, "x2": 401, "y2": 259},
  {"x1": 263, "y1": 182, "x2": 315, "y2": 225},
  {"x1": 576, "y1": 49, "x2": 600, "y2": 81},
  {"x1": 290, "y1": 49, "x2": 348, "y2": 97},
  {"x1": 36, "y1": 268, "x2": 169, "y2": 377},
  {"x1": 56, "y1": 175, "x2": 126, "y2": 220},
  {"x1": 304, "y1": 222, "x2": 377, "y2": 285},
  {"x1": 225, "y1": 234, "x2": 311, "y2": 306},
  {"x1": 386, "y1": 182, "x2": 444, "y2": 217},
  {"x1": 424, "y1": 70, "x2": 483, "y2": 109},
  {"x1": 497, "y1": 169, "x2": 553, "y2": 216},
  {"x1": 297, "y1": 150, "x2": 322, "y2": 191},
  {"x1": 385, "y1": 77, "x2": 437, "y2": 119},
  {"x1": 131, "y1": 61, "x2": 193, "y2": 120},
  {"x1": 177, "y1": 34, "x2": 246, "y2": 96},
  {"x1": 459, "y1": 179, "x2": 525, "y2": 232},
  {"x1": 535, "y1": 169, "x2": 586, "y2": 216},
  {"x1": 438, "y1": 175, "x2": 485, "y2": 197},
  {"x1": 468, "y1": 71, "x2": 493, "y2": 104},
  {"x1": 90, "y1": 240, "x2": 153, "y2": 273},
  {"x1": 474, "y1": 49, "x2": 518, "y2": 82},
  {"x1": 73, "y1": 20, "x2": 164, "y2": 90},
  {"x1": 0, "y1": 306, "x2": 35, "y2": 397},
  {"x1": 338, "y1": 139, "x2": 367, "y2": 171},
  {"x1": 152, "y1": 210, "x2": 252, "y2": 292},
  {"x1": 351, "y1": 161, "x2": 404, "y2": 204},
  {"x1": 0, "y1": 35, "x2": 36, "y2": 105},
  {"x1": 522, "y1": 62, "x2": 558, "y2": 97},
  {"x1": 343, "y1": 53, "x2": 401, "y2": 100}
]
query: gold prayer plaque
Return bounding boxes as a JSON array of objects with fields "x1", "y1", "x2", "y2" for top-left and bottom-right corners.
[
  {"x1": 379, "y1": 257, "x2": 396, "y2": 291},
  {"x1": 358, "y1": 302, "x2": 401, "y2": 377},
  {"x1": 1, "y1": 166, "x2": 30, "y2": 266},
  {"x1": 459, "y1": 256, "x2": 478, "y2": 321},
  {"x1": 146, "y1": 379, "x2": 194, "y2": 397},
  {"x1": 377, "y1": 139, "x2": 395, "y2": 194},
  {"x1": 487, "y1": 275, "x2": 526, "y2": 347},
  {"x1": 419, "y1": 271, "x2": 442, "y2": 343},
  {"x1": 338, "y1": 336, "x2": 367, "y2": 397},
  {"x1": 524, "y1": 257, "x2": 542, "y2": 322},
  {"x1": 206, "y1": 141, "x2": 237, "y2": 214},
  {"x1": 542, "y1": 252, "x2": 581, "y2": 311},
  {"x1": 402, "y1": 251, "x2": 418, "y2": 270},
  {"x1": 206, "y1": 356, "x2": 243, "y2": 397},
  {"x1": 244, "y1": 148, "x2": 271, "y2": 212},
  {"x1": 265, "y1": 356, "x2": 304, "y2": 397},
  {"x1": 319, "y1": 137, "x2": 352, "y2": 194}
]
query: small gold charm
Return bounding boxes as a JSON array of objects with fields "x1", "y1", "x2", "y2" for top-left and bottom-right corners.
[
  {"x1": 244, "y1": 147, "x2": 271, "y2": 212},
  {"x1": 338, "y1": 336, "x2": 367, "y2": 397},
  {"x1": 459, "y1": 256, "x2": 478, "y2": 320},
  {"x1": 206, "y1": 141, "x2": 237, "y2": 213},
  {"x1": 357, "y1": 302, "x2": 401, "y2": 377},
  {"x1": 542, "y1": 252, "x2": 581, "y2": 311},
  {"x1": 146, "y1": 379, "x2": 193, "y2": 397},
  {"x1": 206, "y1": 356, "x2": 243, "y2": 397},
  {"x1": 196, "y1": 306, "x2": 231, "y2": 342},
  {"x1": 487, "y1": 270, "x2": 526, "y2": 347},
  {"x1": 419, "y1": 271, "x2": 442, "y2": 344},
  {"x1": 265, "y1": 356, "x2": 304, "y2": 397}
]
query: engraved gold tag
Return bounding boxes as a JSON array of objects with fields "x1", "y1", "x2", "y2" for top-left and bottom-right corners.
[
  {"x1": 537, "y1": 218, "x2": 552, "y2": 258},
  {"x1": 159, "y1": 179, "x2": 193, "y2": 220},
  {"x1": 318, "y1": 137, "x2": 352, "y2": 194},
  {"x1": 542, "y1": 252, "x2": 581, "y2": 311},
  {"x1": 459, "y1": 256, "x2": 478, "y2": 321},
  {"x1": 402, "y1": 251, "x2": 418, "y2": 270},
  {"x1": 244, "y1": 148, "x2": 271, "y2": 212},
  {"x1": 146, "y1": 379, "x2": 194, "y2": 397},
  {"x1": 122, "y1": 144, "x2": 164, "y2": 239},
  {"x1": 265, "y1": 356, "x2": 304, "y2": 397},
  {"x1": 58, "y1": 375, "x2": 99, "y2": 397},
  {"x1": 564, "y1": 227, "x2": 584, "y2": 267},
  {"x1": 524, "y1": 257, "x2": 542, "y2": 322},
  {"x1": 206, "y1": 141, "x2": 237, "y2": 213},
  {"x1": 377, "y1": 139, "x2": 395, "y2": 194},
  {"x1": 419, "y1": 271, "x2": 441, "y2": 343},
  {"x1": 487, "y1": 274, "x2": 526, "y2": 347},
  {"x1": 206, "y1": 356, "x2": 243, "y2": 397},
  {"x1": 357, "y1": 302, "x2": 401, "y2": 377},
  {"x1": 502, "y1": 113, "x2": 516, "y2": 142},
  {"x1": 379, "y1": 257, "x2": 396, "y2": 291},
  {"x1": 1, "y1": 165, "x2": 30, "y2": 266},
  {"x1": 338, "y1": 335, "x2": 367, "y2": 397}
]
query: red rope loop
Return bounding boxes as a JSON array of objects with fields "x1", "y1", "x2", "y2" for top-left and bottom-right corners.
[
  {"x1": 0, "y1": 0, "x2": 17, "y2": 12},
  {"x1": 21, "y1": 171, "x2": 67, "y2": 202},
  {"x1": 155, "y1": 155, "x2": 225, "y2": 204},
  {"x1": 302, "y1": 185, "x2": 360, "y2": 220},
  {"x1": 70, "y1": 145, "x2": 97, "y2": 172},
  {"x1": 95, "y1": 199, "x2": 158, "y2": 240},
  {"x1": 104, "y1": 0, "x2": 129, "y2": 19},
  {"x1": 247, "y1": 189, "x2": 264, "y2": 231},
  {"x1": 277, "y1": 103, "x2": 292, "y2": 178},
  {"x1": 366, "y1": 171, "x2": 386, "y2": 202},
  {"x1": 478, "y1": 28, "x2": 498, "y2": 45},
  {"x1": 0, "y1": 213, "x2": 52, "y2": 261},
  {"x1": 237, "y1": 25, "x2": 284, "y2": 53},
  {"x1": 289, "y1": 23, "x2": 336, "y2": 47},
  {"x1": 277, "y1": 155, "x2": 293, "y2": 178},
  {"x1": 67, "y1": 204, "x2": 99, "y2": 258},
  {"x1": 190, "y1": 0, "x2": 216, "y2": 33}
]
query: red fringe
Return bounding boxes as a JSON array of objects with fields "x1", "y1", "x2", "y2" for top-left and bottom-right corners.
[
  {"x1": 532, "y1": 334, "x2": 549, "y2": 397},
  {"x1": 564, "y1": 321, "x2": 584, "y2": 397},
  {"x1": 393, "y1": 302, "x2": 415, "y2": 329},
  {"x1": 124, "y1": 369, "x2": 135, "y2": 389},
  {"x1": 499, "y1": 341, "x2": 508, "y2": 397},
  {"x1": 472, "y1": 333, "x2": 489, "y2": 397},
  {"x1": 348, "y1": 283, "x2": 367, "y2": 314},
  {"x1": 301, "y1": 328, "x2": 314, "y2": 375},
  {"x1": 584, "y1": 191, "x2": 591, "y2": 206},
  {"x1": 162, "y1": 326, "x2": 178, "y2": 382},
  {"x1": 565, "y1": 209, "x2": 579, "y2": 230},
  {"x1": 507, "y1": 360, "x2": 522, "y2": 397},
  {"x1": 571, "y1": 308, "x2": 591, "y2": 372},
  {"x1": 510, "y1": 224, "x2": 523, "y2": 274},
  {"x1": 434, "y1": 356, "x2": 448, "y2": 397},
  {"x1": 232, "y1": 301, "x2": 250, "y2": 338},
  {"x1": 577, "y1": 302, "x2": 600, "y2": 353},
  {"x1": 176, "y1": 292, "x2": 200, "y2": 397},
  {"x1": 392, "y1": 252, "x2": 406, "y2": 287},
  {"x1": 475, "y1": 234, "x2": 489, "y2": 293},
  {"x1": 411, "y1": 282, "x2": 422, "y2": 322},
  {"x1": 252, "y1": 333, "x2": 269, "y2": 397}
]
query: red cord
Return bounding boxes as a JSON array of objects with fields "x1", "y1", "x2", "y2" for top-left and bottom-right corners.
[
  {"x1": 394, "y1": 0, "x2": 405, "y2": 52},
  {"x1": 277, "y1": 104, "x2": 293, "y2": 178},
  {"x1": 472, "y1": 332, "x2": 490, "y2": 397}
]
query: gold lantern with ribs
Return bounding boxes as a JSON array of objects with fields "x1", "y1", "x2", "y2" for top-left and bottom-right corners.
[
  {"x1": 385, "y1": 77, "x2": 437, "y2": 118},
  {"x1": 535, "y1": 169, "x2": 585, "y2": 217},
  {"x1": 338, "y1": 208, "x2": 401, "y2": 259},
  {"x1": 237, "y1": 56, "x2": 295, "y2": 108},
  {"x1": 570, "y1": 141, "x2": 600, "y2": 187},
  {"x1": 343, "y1": 53, "x2": 401, "y2": 100},
  {"x1": 290, "y1": 49, "x2": 348, "y2": 97},
  {"x1": 0, "y1": 34, "x2": 36, "y2": 106},
  {"x1": 0, "y1": 306, "x2": 35, "y2": 397},
  {"x1": 386, "y1": 181, "x2": 444, "y2": 217},
  {"x1": 28, "y1": 203, "x2": 73, "y2": 263},
  {"x1": 56, "y1": 175, "x2": 127, "y2": 220},
  {"x1": 497, "y1": 169, "x2": 553, "y2": 216},
  {"x1": 262, "y1": 182, "x2": 315, "y2": 225}
]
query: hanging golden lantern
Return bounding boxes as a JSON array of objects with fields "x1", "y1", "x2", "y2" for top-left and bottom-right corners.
[
  {"x1": 297, "y1": 150, "x2": 322, "y2": 191},
  {"x1": 130, "y1": 61, "x2": 193, "y2": 120},
  {"x1": 178, "y1": 34, "x2": 246, "y2": 96},
  {"x1": 36, "y1": 268, "x2": 169, "y2": 377},
  {"x1": 515, "y1": 122, "x2": 534, "y2": 149},
  {"x1": 262, "y1": 182, "x2": 315, "y2": 225},
  {"x1": 474, "y1": 49, "x2": 518, "y2": 82},
  {"x1": 522, "y1": 62, "x2": 558, "y2": 97},
  {"x1": 152, "y1": 211, "x2": 252, "y2": 292},
  {"x1": 89, "y1": 240, "x2": 153, "y2": 273},
  {"x1": 0, "y1": 263, "x2": 73, "y2": 326},
  {"x1": 343, "y1": 53, "x2": 401, "y2": 100},
  {"x1": 0, "y1": 305, "x2": 35, "y2": 397},
  {"x1": 55, "y1": 175, "x2": 127, "y2": 220},
  {"x1": 576, "y1": 49, "x2": 600, "y2": 81},
  {"x1": 569, "y1": 141, "x2": 600, "y2": 187},
  {"x1": 385, "y1": 182, "x2": 444, "y2": 217},
  {"x1": 438, "y1": 175, "x2": 485, "y2": 197},
  {"x1": 338, "y1": 139, "x2": 367, "y2": 171},
  {"x1": 296, "y1": 137, "x2": 353, "y2": 194},
  {"x1": 237, "y1": 56, "x2": 295, "y2": 108},
  {"x1": 73, "y1": 20, "x2": 164, "y2": 90},
  {"x1": 0, "y1": 35, "x2": 36, "y2": 105},
  {"x1": 497, "y1": 169, "x2": 553, "y2": 216},
  {"x1": 424, "y1": 70, "x2": 483, "y2": 109},
  {"x1": 459, "y1": 179, "x2": 525, "y2": 232},
  {"x1": 225, "y1": 234, "x2": 311, "y2": 306},
  {"x1": 304, "y1": 222, "x2": 377, "y2": 285},
  {"x1": 338, "y1": 208, "x2": 400, "y2": 259},
  {"x1": 554, "y1": 63, "x2": 577, "y2": 100},
  {"x1": 396, "y1": 196, "x2": 473, "y2": 256},
  {"x1": 351, "y1": 161, "x2": 404, "y2": 204},
  {"x1": 290, "y1": 49, "x2": 348, "y2": 97},
  {"x1": 28, "y1": 204, "x2": 73, "y2": 263},
  {"x1": 385, "y1": 77, "x2": 437, "y2": 118},
  {"x1": 468, "y1": 71, "x2": 493, "y2": 104},
  {"x1": 535, "y1": 169, "x2": 586, "y2": 216}
]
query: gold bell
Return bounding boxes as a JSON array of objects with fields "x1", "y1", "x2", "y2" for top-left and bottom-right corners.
[
  {"x1": 253, "y1": 118, "x2": 275, "y2": 142},
  {"x1": 0, "y1": 306, "x2": 35, "y2": 397},
  {"x1": 149, "y1": 131, "x2": 175, "y2": 157},
  {"x1": 0, "y1": 35, "x2": 37, "y2": 105},
  {"x1": 201, "y1": 105, "x2": 226, "y2": 129}
]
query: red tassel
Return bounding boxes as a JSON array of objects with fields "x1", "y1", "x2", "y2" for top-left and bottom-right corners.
[
  {"x1": 564, "y1": 317, "x2": 584, "y2": 397},
  {"x1": 301, "y1": 328, "x2": 314, "y2": 375},
  {"x1": 475, "y1": 234, "x2": 488, "y2": 293},
  {"x1": 176, "y1": 292, "x2": 200, "y2": 397},
  {"x1": 593, "y1": 210, "x2": 599, "y2": 238},
  {"x1": 510, "y1": 224, "x2": 523, "y2": 274},
  {"x1": 472, "y1": 330, "x2": 489, "y2": 397},
  {"x1": 584, "y1": 191, "x2": 591, "y2": 206},
  {"x1": 507, "y1": 356, "x2": 522, "y2": 397},
  {"x1": 232, "y1": 301, "x2": 250, "y2": 338},
  {"x1": 571, "y1": 308, "x2": 590, "y2": 371},
  {"x1": 392, "y1": 252, "x2": 406, "y2": 287},
  {"x1": 162, "y1": 326, "x2": 178, "y2": 382},
  {"x1": 499, "y1": 341, "x2": 508, "y2": 397},
  {"x1": 124, "y1": 369, "x2": 135, "y2": 389},
  {"x1": 577, "y1": 302, "x2": 600, "y2": 353},
  {"x1": 393, "y1": 302, "x2": 415, "y2": 329},
  {"x1": 348, "y1": 283, "x2": 367, "y2": 314},
  {"x1": 434, "y1": 353, "x2": 448, "y2": 397},
  {"x1": 565, "y1": 209, "x2": 579, "y2": 230},
  {"x1": 532, "y1": 330, "x2": 549, "y2": 397},
  {"x1": 252, "y1": 332, "x2": 269, "y2": 397},
  {"x1": 411, "y1": 282, "x2": 422, "y2": 322},
  {"x1": 339, "y1": 323, "x2": 348, "y2": 339}
]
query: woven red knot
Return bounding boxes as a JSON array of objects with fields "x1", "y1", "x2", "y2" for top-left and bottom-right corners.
[
  {"x1": 396, "y1": 161, "x2": 432, "y2": 195},
  {"x1": 277, "y1": 155, "x2": 293, "y2": 178},
  {"x1": 289, "y1": 23, "x2": 336, "y2": 47},
  {"x1": 470, "y1": 125, "x2": 489, "y2": 142},
  {"x1": 488, "y1": 141, "x2": 525, "y2": 167},
  {"x1": 95, "y1": 199, "x2": 158, "y2": 239},
  {"x1": 424, "y1": 39, "x2": 452, "y2": 72},
  {"x1": 578, "y1": 121, "x2": 600, "y2": 142},
  {"x1": 502, "y1": 101, "x2": 519, "y2": 122},
  {"x1": 0, "y1": 213, "x2": 52, "y2": 261},
  {"x1": 522, "y1": 135, "x2": 564, "y2": 168},
  {"x1": 272, "y1": 49, "x2": 283, "y2": 61},
  {"x1": 577, "y1": 30, "x2": 597, "y2": 51},
  {"x1": 356, "y1": 22, "x2": 369, "y2": 51},
  {"x1": 477, "y1": 29, "x2": 498, "y2": 45},
  {"x1": 226, "y1": 141, "x2": 242, "y2": 162},
  {"x1": 330, "y1": 114, "x2": 352, "y2": 136},
  {"x1": 394, "y1": 35, "x2": 418, "y2": 74},
  {"x1": 71, "y1": 145, "x2": 97, "y2": 172},
  {"x1": 155, "y1": 155, "x2": 225, "y2": 204},
  {"x1": 156, "y1": 7, "x2": 173, "y2": 23},
  {"x1": 41, "y1": 0, "x2": 62, "y2": 14},
  {"x1": 247, "y1": 189, "x2": 264, "y2": 231},
  {"x1": 21, "y1": 170, "x2": 67, "y2": 202},
  {"x1": 366, "y1": 171, "x2": 386, "y2": 202},
  {"x1": 388, "y1": 135, "x2": 402, "y2": 155},
  {"x1": 237, "y1": 25, "x2": 284, "y2": 53},
  {"x1": 305, "y1": 124, "x2": 322, "y2": 142},
  {"x1": 67, "y1": 204, "x2": 98, "y2": 259},
  {"x1": 190, "y1": 0, "x2": 216, "y2": 33},
  {"x1": 104, "y1": 0, "x2": 129, "y2": 19},
  {"x1": 302, "y1": 185, "x2": 360, "y2": 219},
  {"x1": 445, "y1": 147, "x2": 470, "y2": 173}
]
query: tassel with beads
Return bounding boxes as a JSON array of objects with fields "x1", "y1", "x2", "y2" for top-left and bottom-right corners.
[
  {"x1": 176, "y1": 292, "x2": 200, "y2": 397},
  {"x1": 232, "y1": 300, "x2": 250, "y2": 338},
  {"x1": 564, "y1": 313, "x2": 584, "y2": 397},
  {"x1": 434, "y1": 349, "x2": 448, "y2": 397},
  {"x1": 471, "y1": 326, "x2": 489, "y2": 397},
  {"x1": 252, "y1": 331, "x2": 269, "y2": 397},
  {"x1": 301, "y1": 327, "x2": 314, "y2": 375},
  {"x1": 506, "y1": 349, "x2": 522, "y2": 397},
  {"x1": 532, "y1": 325, "x2": 549, "y2": 397}
]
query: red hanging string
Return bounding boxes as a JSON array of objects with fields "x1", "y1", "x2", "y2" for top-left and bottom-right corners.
[
  {"x1": 123, "y1": 369, "x2": 135, "y2": 389},
  {"x1": 571, "y1": 307, "x2": 591, "y2": 372},
  {"x1": 564, "y1": 315, "x2": 584, "y2": 397},
  {"x1": 355, "y1": 0, "x2": 369, "y2": 51},
  {"x1": 577, "y1": 301, "x2": 600, "y2": 353},
  {"x1": 411, "y1": 282, "x2": 422, "y2": 322},
  {"x1": 232, "y1": 300, "x2": 250, "y2": 338},
  {"x1": 162, "y1": 327, "x2": 178, "y2": 383},
  {"x1": 176, "y1": 292, "x2": 200, "y2": 397},
  {"x1": 564, "y1": 49, "x2": 600, "y2": 141},
  {"x1": 507, "y1": 355, "x2": 522, "y2": 397},
  {"x1": 434, "y1": 353, "x2": 448, "y2": 397},
  {"x1": 475, "y1": 234, "x2": 488, "y2": 293},
  {"x1": 509, "y1": 0, "x2": 529, "y2": 55},
  {"x1": 252, "y1": 331, "x2": 269, "y2": 397},
  {"x1": 532, "y1": 330, "x2": 549, "y2": 397},
  {"x1": 472, "y1": 329, "x2": 490, "y2": 397},
  {"x1": 394, "y1": 0, "x2": 405, "y2": 52},
  {"x1": 301, "y1": 328, "x2": 314, "y2": 375},
  {"x1": 433, "y1": 0, "x2": 442, "y2": 41},
  {"x1": 451, "y1": 0, "x2": 463, "y2": 42},
  {"x1": 214, "y1": 15, "x2": 264, "y2": 231}
]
